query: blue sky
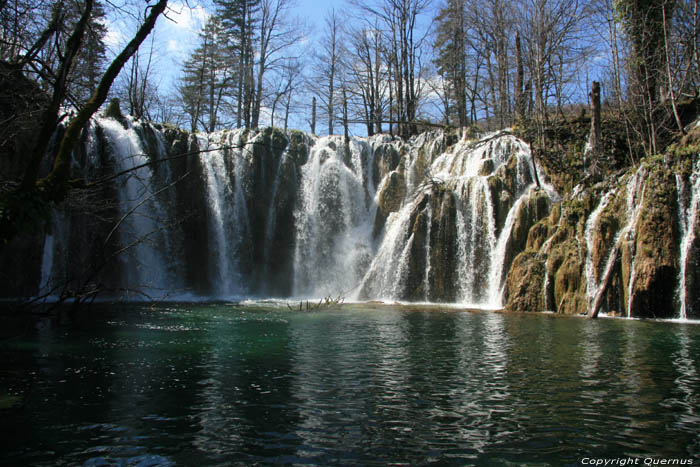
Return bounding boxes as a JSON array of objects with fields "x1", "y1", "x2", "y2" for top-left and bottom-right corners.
[
  {"x1": 104, "y1": 0, "x2": 349, "y2": 131},
  {"x1": 106, "y1": 0, "x2": 344, "y2": 97}
]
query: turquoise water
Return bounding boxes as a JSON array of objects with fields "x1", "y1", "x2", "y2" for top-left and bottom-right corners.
[{"x1": 1, "y1": 302, "x2": 699, "y2": 466}]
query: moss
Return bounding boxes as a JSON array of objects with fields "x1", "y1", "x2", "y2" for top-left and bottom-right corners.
[
  {"x1": 287, "y1": 129, "x2": 309, "y2": 166},
  {"x1": 505, "y1": 250, "x2": 545, "y2": 312},
  {"x1": 552, "y1": 239, "x2": 587, "y2": 315},
  {"x1": 104, "y1": 98, "x2": 127, "y2": 127},
  {"x1": 373, "y1": 171, "x2": 406, "y2": 237},
  {"x1": 526, "y1": 216, "x2": 552, "y2": 251},
  {"x1": 628, "y1": 165, "x2": 680, "y2": 318}
]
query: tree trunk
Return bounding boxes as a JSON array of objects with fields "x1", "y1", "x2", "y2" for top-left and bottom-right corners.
[
  {"x1": 663, "y1": 0, "x2": 685, "y2": 135},
  {"x1": 21, "y1": 0, "x2": 95, "y2": 191},
  {"x1": 311, "y1": 96, "x2": 316, "y2": 134},
  {"x1": 515, "y1": 30, "x2": 525, "y2": 123},
  {"x1": 588, "y1": 245, "x2": 620, "y2": 319},
  {"x1": 40, "y1": 0, "x2": 169, "y2": 200},
  {"x1": 342, "y1": 87, "x2": 349, "y2": 143},
  {"x1": 588, "y1": 80, "x2": 602, "y2": 178}
]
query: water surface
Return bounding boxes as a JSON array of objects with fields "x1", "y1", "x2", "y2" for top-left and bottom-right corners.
[{"x1": 1, "y1": 303, "x2": 699, "y2": 465}]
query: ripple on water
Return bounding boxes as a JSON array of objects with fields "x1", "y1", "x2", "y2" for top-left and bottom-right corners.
[{"x1": 1, "y1": 304, "x2": 699, "y2": 465}]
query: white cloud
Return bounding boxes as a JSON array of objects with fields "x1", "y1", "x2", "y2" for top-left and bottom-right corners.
[
  {"x1": 157, "y1": 3, "x2": 210, "y2": 59},
  {"x1": 104, "y1": 27, "x2": 125, "y2": 50}
]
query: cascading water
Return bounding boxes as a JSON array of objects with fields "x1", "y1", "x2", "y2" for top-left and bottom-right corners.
[
  {"x1": 198, "y1": 129, "x2": 262, "y2": 297},
  {"x1": 293, "y1": 137, "x2": 377, "y2": 297},
  {"x1": 358, "y1": 131, "x2": 553, "y2": 307},
  {"x1": 583, "y1": 167, "x2": 646, "y2": 316},
  {"x1": 31, "y1": 116, "x2": 559, "y2": 305},
  {"x1": 584, "y1": 192, "x2": 615, "y2": 305},
  {"x1": 677, "y1": 158, "x2": 700, "y2": 320},
  {"x1": 99, "y1": 116, "x2": 180, "y2": 298}
]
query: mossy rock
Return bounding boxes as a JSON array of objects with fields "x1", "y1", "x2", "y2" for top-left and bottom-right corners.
[
  {"x1": 505, "y1": 250, "x2": 545, "y2": 312},
  {"x1": 104, "y1": 98, "x2": 127, "y2": 127},
  {"x1": 503, "y1": 188, "x2": 551, "y2": 282},
  {"x1": 427, "y1": 188, "x2": 458, "y2": 302},
  {"x1": 287, "y1": 130, "x2": 310, "y2": 166},
  {"x1": 590, "y1": 190, "x2": 625, "y2": 283},
  {"x1": 526, "y1": 216, "x2": 552, "y2": 251},
  {"x1": 628, "y1": 166, "x2": 679, "y2": 318},
  {"x1": 550, "y1": 238, "x2": 587, "y2": 315},
  {"x1": 372, "y1": 143, "x2": 402, "y2": 187},
  {"x1": 373, "y1": 170, "x2": 406, "y2": 237}
]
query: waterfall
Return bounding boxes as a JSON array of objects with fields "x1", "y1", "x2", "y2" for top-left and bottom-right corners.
[
  {"x1": 583, "y1": 168, "x2": 646, "y2": 316},
  {"x1": 677, "y1": 159, "x2": 700, "y2": 320},
  {"x1": 486, "y1": 192, "x2": 528, "y2": 308},
  {"x1": 623, "y1": 169, "x2": 646, "y2": 317},
  {"x1": 293, "y1": 137, "x2": 376, "y2": 298},
  {"x1": 30, "y1": 120, "x2": 561, "y2": 305},
  {"x1": 584, "y1": 191, "x2": 615, "y2": 305},
  {"x1": 358, "y1": 130, "x2": 549, "y2": 306},
  {"x1": 99, "y1": 117, "x2": 179, "y2": 298}
]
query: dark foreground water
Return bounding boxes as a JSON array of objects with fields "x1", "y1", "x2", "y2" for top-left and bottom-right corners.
[{"x1": 1, "y1": 302, "x2": 699, "y2": 466}]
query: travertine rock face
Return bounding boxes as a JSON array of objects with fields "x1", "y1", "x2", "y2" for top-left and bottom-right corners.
[{"x1": 506, "y1": 153, "x2": 700, "y2": 320}]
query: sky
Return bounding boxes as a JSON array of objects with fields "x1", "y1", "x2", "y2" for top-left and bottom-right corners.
[{"x1": 105, "y1": 0, "x2": 345, "y2": 103}]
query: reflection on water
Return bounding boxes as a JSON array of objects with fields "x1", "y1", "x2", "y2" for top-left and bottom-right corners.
[{"x1": 1, "y1": 304, "x2": 700, "y2": 465}]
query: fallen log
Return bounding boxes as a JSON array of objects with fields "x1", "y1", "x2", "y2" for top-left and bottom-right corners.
[{"x1": 588, "y1": 244, "x2": 620, "y2": 319}]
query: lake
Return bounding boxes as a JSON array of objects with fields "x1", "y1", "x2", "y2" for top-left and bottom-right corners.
[{"x1": 1, "y1": 302, "x2": 699, "y2": 466}]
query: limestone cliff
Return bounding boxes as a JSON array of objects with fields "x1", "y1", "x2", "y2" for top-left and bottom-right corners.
[{"x1": 504, "y1": 131, "x2": 700, "y2": 320}]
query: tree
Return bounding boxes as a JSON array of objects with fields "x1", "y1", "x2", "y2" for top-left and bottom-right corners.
[
  {"x1": 251, "y1": 0, "x2": 301, "y2": 128},
  {"x1": 352, "y1": 0, "x2": 431, "y2": 138},
  {"x1": 311, "y1": 8, "x2": 343, "y2": 135},
  {"x1": 465, "y1": 0, "x2": 512, "y2": 128},
  {"x1": 179, "y1": 15, "x2": 233, "y2": 132},
  {"x1": 616, "y1": 0, "x2": 674, "y2": 154},
  {"x1": 268, "y1": 57, "x2": 301, "y2": 128},
  {"x1": 68, "y1": 0, "x2": 108, "y2": 105},
  {"x1": 517, "y1": 0, "x2": 585, "y2": 143},
  {"x1": 1, "y1": 0, "x2": 170, "y2": 244},
  {"x1": 347, "y1": 21, "x2": 389, "y2": 135},
  {"x1": 215, "y1": 0, "x2": 260, "y2": 128},
  {"x1": 433, "y1": 0, "x2": 468, "y2": 127}
]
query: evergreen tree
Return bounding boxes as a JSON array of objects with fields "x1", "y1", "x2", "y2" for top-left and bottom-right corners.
[
  {"x1": 179, "y1": 15, "x2": 233, "y2": 132},
  {"x1": 214, "y1": 0, "x2": 260, "y2": 128},
  {"x1": 433, "y1": 0, "x2": 468, "y2": 127},
  {"x1": 69, "y1": 0, "x2": 108, "y2": 105}
]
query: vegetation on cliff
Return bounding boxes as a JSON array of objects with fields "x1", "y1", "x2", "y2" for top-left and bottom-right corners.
[{"x1": 505, "y1": 106, "x2": 700, "y2": 319}]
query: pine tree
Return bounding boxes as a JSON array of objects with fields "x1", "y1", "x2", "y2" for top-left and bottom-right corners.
[
  {"x1": 69, "y1": 0, "x2": 108, "y2": 105},
  {"x1": 433, "y1": 0, "x2": 468, "y2": 127},
  {"x1": 179, "y1": 16, "x2": 233, "y2": 132},
  {"x1": 215, "y1": 0, "x2": 260, "y2": 128}
]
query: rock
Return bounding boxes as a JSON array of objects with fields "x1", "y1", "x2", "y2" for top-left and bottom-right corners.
[
  {"x1": 427, "y1": 187, "x2": 458, "y2": 302},
  {"x1": 628, "y1": 162, "x2": 679, "y2": 318},
  {"x1": 104, "y1": 98, "x2": 127, "y2": 127},
  {"x1": 505, "y1": 251, "x2": 545, "y2": 312},
  {"x1": 372, "y1": 141, "x2": 402, "y2": 187},
  {"x1": 373, "y1": 170, "x2": 406, "y2": 237},
  {"x1": 503, "y1": 188, "x2": 551, "y2": 282},
  {"x1": 403, "y1": 194, "x2": 431, "y2": 300}
]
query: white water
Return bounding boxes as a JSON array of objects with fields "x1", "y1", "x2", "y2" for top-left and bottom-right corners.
[
  {"x1": 486, "y1": 192, "x2": 529, "y2": 307},
  {"x1": 583, "y1": 168, "x2": 646, "y2": 316},
  {"x1": 99, "y1": 117, "x2": 177, "y2": 298},
  {"x1": 37, "y1": 121, "x2": 556, "y2": 306},
  {"x1": 199, "y1": 130, "x2": 249, "y2": 297},
  {"x1": 623, "y1": 169, "x2": 646, "y2": 317},
  {"x1": 677, "y1": 159, "x2": 700, "y2": 320},
  {"x1": 584, "y1": 191, "x2": 615, "y2": 305},
  {"x1": 293, "y1": 136, "x2": 377, "y2": 297},
  {"x1": 359, "y1": 130, "x2": 549, "y2": 307}
]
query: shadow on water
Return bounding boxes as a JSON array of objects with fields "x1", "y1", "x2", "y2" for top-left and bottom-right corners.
[{"x1": 1, "y1": 303, "x2": 699, "y2": 465}]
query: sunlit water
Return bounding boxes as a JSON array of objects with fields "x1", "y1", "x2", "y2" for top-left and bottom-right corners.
[{"x1": 1, "y1": 303, "x2": 699, "y2": 466}]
